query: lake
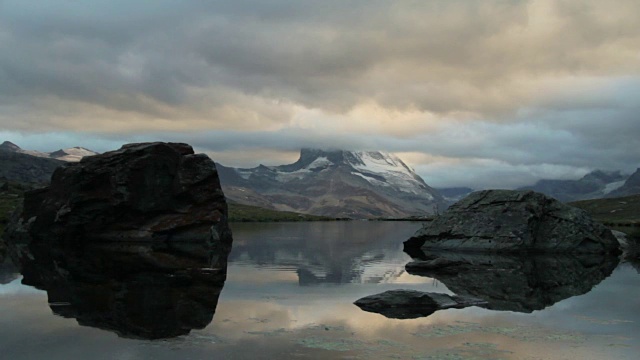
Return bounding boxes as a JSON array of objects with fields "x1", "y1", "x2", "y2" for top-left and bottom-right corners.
[{"x1": 1, "y1": 221, "x2": 639, "y2": 359}]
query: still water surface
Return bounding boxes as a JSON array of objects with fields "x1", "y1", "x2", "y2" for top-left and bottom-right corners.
[{"x1": 1, "y1": 221, "x2": 639, "y2": 359}]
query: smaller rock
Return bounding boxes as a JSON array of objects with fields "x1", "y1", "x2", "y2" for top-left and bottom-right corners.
[
  {"x1": 354, "y1": 290, "x2": 487, "y2": 319},
  {"x1": 404, "y1": 190, "x2": 620, "y2": 254}
]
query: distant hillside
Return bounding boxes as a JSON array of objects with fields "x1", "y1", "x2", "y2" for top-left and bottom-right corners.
[
  {"x1": 570, "y1": 194, "x2": 640, "y2": 224},
  {"x1": 0, "y1": 149, "x2": 64, "y2": 184},
  {"x1": 436, "y1": 187, "x2": 474, "y2": 203},
  {"x1": 228, "y1": 203, "x2": 338, "y2": 222},
  {"x1": 606, "y1": 168, "x2": 640, "y2": 198},
  {"x1": 218, "y1": 149, "x2": 446, "y2": 219},
  {"x1": 570, "y1": 194, "x2": 640, "y2": 237},
  {"x1": 0, "y1": 141, "x2": 99, "y2": 185},
  {"x1": 0, "y1": 141, "x2": 98, "y2": 162},
  {"x1": 519, "y1": 170, "x2": 628, "y2": 202}
]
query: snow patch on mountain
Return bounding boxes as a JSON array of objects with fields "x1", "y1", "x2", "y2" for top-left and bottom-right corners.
[
  {"x1": 50, "y1": 147, "x2": 99, "y2": 162},
  {"x1": 351, "y1": 171, "x2": 389, "y2": 187},
  {"x1": 603, "y1": 180, "x2": 626, "y2": 195},
  {"x1": 347, "y1": 151, "x2": 432, "y2": 197},
  {"x1": 19, "y1": 149, "x2": 50, "y2": 158},
  {"x1": 306, "y1": 156, "x2": 332, "y2": 171}
]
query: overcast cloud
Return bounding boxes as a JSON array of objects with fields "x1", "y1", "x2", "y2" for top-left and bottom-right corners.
[{"x1": 1, "y1": 0, "x2": 639, "y2": 188}]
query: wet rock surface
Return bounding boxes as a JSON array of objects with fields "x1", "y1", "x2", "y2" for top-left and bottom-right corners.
[
  {"x1": 405, "y1": 251, "x2": 619, "y2": 313},
  {"x1": 354, "y1": 290, "x2": 487, "y2": 319},
  {"x1": 4, "y1": 142, "x2": 232, "y2": 246},
  {"x1": 405, "y1": 190, "x2": 620, "y2": 254}
]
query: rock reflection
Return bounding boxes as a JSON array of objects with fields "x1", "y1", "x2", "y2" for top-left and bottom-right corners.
[
  {"x1": 10, "y1": 241, "x2": 230, "y2": 339},
  {"x1": 406, "y1": 250, "x2": 619, "y2": 313},
  {"x1": 0, "y1": 255, "x2": 19, "y2": 285}
]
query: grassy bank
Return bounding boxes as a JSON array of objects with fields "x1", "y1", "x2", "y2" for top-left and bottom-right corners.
[
  {"x1": 227, "y1": 203, "x2": 340, "y2": 222},
  {"x1": 570, "y1": 194, "x2": 640, "y2": 236}
]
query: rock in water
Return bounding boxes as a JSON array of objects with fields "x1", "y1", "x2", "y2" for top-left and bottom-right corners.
[
  {"x1": 4, "y1": 142, "x2": 232, "y2": 246},
  {"x1": 404, "y1": 190, "x2": 619, "y2": 254},
  {"x1": 354, "y1": 290, "x2": 487, "y2": 319}
]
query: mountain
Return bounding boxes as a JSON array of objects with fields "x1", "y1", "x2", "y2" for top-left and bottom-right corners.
[
  {"x1": 49, "y1": 147, "x2": 98, "y2": 162},
  {"x1": 0, "y1": 141, "x2": 20, "y2": 152},
  {"x1": 217, "y1": 148, "x2": 445, "y2": 219},
  {"x1": 0, "y1": 148, "x2": 64, "y2": 184},
  {"x1": 436, "y1": 187, "x2": 474, "y2": 203},
  {"x1": 518, "y1": 170, "x2": 628, "y2": 202},
  {"x1": 0, "y1": 141, "x2": 99, "y2": 184},
  {"x1": 606, "y1": 168, "x2": 640, "y2": 198},
  {"x1": 0, "y1": 141, "x2": 98, "y2": 162}
]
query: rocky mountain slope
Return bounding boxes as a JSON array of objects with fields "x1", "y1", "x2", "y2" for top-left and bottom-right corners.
[
  {"x1": 606, "y1": 168, "x2": 640, "y2": 198},
  {"x1": 436, "y1": 187, "x2": 474, "y2": 203},
  {"x1": 0, "y1": 141, "x2": 98, "y2": 184},
  {"x1": 0, "y1": 141, "x2": 98, "y2": 162},
  {"x1": 518, "y1": 170, "x2": 629, "y2": 202},
  {"x1": 218, "y1": 148, "x2": 445, "y2": 218},
  {"x1": 0, "y1": 149, "x2": 64, "y2": 184}
]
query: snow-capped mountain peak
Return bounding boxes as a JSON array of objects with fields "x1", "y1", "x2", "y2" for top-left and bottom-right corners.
[
  {"x1": 218, "y1": 148, "x2": 444, "y2": 218},
  {"x1": 338, "y1": 150, "x2": 431, "y2": 197},
  {"x1": 49, "y1": 147, "x2": 99, "y2": 162}
]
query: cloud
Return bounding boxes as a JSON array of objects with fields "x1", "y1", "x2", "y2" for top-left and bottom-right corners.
[{"x1": 0, "y1": 0, "x2": 639, "y2": 188}]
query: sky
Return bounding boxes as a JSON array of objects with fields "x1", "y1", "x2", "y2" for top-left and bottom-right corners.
[{"x1": 1, "y1": 0, "x2": 639, "y2": 189}]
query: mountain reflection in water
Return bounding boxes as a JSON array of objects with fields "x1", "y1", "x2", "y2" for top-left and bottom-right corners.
[
  {"x1": 10, "y1": 241, "x2": 230, "y2": 339},
  {"x1": 229, "y1": 222, "x2": 420, "y2": 285},
  {"x1": 406, "y1": 250, "x2": 620, "y2": 313}
]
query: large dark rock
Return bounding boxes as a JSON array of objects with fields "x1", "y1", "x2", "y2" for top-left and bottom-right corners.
[
  {"x1": 4, "y1": 142, "x2": 232, "y2": 246},
  {"x1": 354, "y1": 290, "x2": 487, "y2": 319},
  {"x1": 405, "y1": 251, "x2": 619, "y2": 313},
  {"x1": 404, "y1": 190, "x2": 619, "y2": 254}
]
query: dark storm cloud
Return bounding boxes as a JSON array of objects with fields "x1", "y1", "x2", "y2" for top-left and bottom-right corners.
[{"x1": 0, "y1": 0, "x2": 639, "y2": 188}]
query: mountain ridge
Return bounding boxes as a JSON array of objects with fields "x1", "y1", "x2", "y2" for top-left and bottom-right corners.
[
  {"x1": 218, "y1": 148, "x2": 445, "y2": 219},
  {"x1": 517, "y1": 169, "x2": 629, "y2": 202},
  {"x1": 0, "y1": 141, "x2": 98, "y2": 162}
]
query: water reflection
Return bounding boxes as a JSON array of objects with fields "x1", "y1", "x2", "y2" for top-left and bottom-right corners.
[
  {"x1": 9, "y1": 240, "x2": 230, "y2": 339},
  {"x1": 406, "y1": 250, "x2": 620, "y2": 313},
  {"x1": 229, "y1": 222, "x2": 421, "y2": 285},
  {"x1": 1, "y1": 222, "x2": 639, "y2": 359}
]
